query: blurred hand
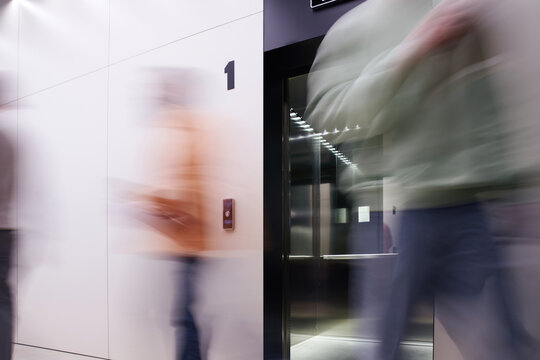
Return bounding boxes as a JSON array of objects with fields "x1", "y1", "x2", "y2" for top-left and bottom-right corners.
[{"x1": 405, "y1": 0, "x2": 476, "y2": 62}]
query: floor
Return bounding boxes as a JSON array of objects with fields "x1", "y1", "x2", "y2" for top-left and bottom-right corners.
[
  {"x1": 291, "y1": 336, "x2": 433, "y2": 360},
  {"x1": 13, "y1": 345, "x2": 103, "y2": 360},
  {"x1": 13, "y1": 337, "x2": 433, "y2": 360}
]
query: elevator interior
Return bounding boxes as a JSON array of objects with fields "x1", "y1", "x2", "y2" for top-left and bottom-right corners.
[{"x1": 286, "y1": 71, "x2": 434, "y2": 359}]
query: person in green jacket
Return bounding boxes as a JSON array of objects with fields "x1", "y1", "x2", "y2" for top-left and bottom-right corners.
[{"x1": 306, "y1": 0, "x2": 535, "y2": 358}]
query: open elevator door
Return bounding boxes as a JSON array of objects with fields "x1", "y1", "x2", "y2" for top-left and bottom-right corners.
[{"x1": 264, "y1": 36, "x2": 434, "y2": 360}]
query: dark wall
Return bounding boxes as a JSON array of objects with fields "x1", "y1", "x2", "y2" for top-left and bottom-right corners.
[{"x1": 264, "y1": 0, "x2": 366, "y2": 51}]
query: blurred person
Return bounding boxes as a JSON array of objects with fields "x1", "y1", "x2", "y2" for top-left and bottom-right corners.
[
  {"x1": 129, "y1": 68, "x2": 210, "y2": 360},
  {"x1": 0, "y1": 80, "x2": 15, "y2": 360},
  {"x1": 472, "y1": 0, "x2": 540, "y2": 355},
  {"x1": 305, "y1": 0, "x2": 536, "y2": 358}
]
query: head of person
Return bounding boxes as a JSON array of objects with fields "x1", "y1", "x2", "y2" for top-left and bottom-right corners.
[{"x1": 152, "y1": 68, "x2": 201, "y2": 109}]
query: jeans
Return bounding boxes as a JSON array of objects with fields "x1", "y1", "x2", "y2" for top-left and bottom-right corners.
[
  {"x1": 172, "y1": 257, "x2": 201, "y2": 360},
  {"x1": 378, "y1": 203, "x2": 519, "y2": 359}
]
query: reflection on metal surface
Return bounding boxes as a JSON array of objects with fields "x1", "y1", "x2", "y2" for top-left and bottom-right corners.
[
  {"x1": 323, "y1": 253, "x2": 397, "y2": 260},
  {"x1": 335, "y1": 208, "x2": 348, "y2": 224},
  {"x1": 289, "y1": 253, "x2": 397, "y2": 260}
]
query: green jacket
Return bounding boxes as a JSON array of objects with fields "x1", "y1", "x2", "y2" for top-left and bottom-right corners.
[{"x1": 306, "y1": 0, "x2": 513, "y2": 209}]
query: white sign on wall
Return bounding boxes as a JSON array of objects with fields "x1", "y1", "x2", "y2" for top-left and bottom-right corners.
[{"x1": 358, "y1": 206, "x2": 370, "y2": 223}]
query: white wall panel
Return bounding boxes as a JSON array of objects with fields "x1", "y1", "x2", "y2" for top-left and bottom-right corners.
[
  {"x1": 108, "y1": 13, "x2": 263, "y2": 360},
  {"x1": 16, "y1": 70, "x2": 109, "y2": 358},
  {"x1": 0, "y1": 2, "x2": 19, "y2": 104},
  {"x1": 109, "y1": 0, "x2": 263, "y2": 63},
  {"x1": 18, "y1": 0, "x2": 109, "y2": 97}
]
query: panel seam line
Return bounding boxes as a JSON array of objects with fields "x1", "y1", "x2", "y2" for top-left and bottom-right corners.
[
  {"x1": 14, "y1": 343, "x2": 110, "y2": 359},
  {"x1": 9, "y1": 10, "x2": 263, "y2": 102}
]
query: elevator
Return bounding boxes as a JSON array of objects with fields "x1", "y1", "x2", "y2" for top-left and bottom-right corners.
[{"x1": 264, "y1": 2, "x2": 434, "y2": 359}]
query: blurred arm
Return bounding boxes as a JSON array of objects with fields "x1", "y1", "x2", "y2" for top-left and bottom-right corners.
[{"x1": 306, "y1": 0, "x2": 474, "y2": 139}]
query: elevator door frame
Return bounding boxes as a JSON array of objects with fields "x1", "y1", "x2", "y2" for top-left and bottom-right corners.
[{"x1": 264, "y1": 36, "x2": 323, "y2": 360}]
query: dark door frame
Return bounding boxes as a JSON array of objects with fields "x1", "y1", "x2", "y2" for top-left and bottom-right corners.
[{"x1": 263, "y1": 36, "x2": 323, "y2": 360}]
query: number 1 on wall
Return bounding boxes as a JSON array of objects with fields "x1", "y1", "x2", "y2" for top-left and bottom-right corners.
[{"x1": 224, "y1": 60, "x2": 235, "y2": 90}]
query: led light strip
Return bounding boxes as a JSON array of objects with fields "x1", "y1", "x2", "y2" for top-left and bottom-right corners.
[{"x1": 289, "y1": 109, "x2": 357, "y2": 167}]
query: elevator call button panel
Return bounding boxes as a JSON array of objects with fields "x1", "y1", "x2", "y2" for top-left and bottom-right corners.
[{"x1": 223, "y1": 198, "x2": 234, "y2": 230}]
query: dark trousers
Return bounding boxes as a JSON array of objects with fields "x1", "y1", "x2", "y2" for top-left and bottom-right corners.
[
  {"x1": 378, "y1": 203, "x2": 514, "y2": 359},
  {"x1": 172, "y1": 257, "x2": 201, "y2": 360},
  {"x1": 0, "y1": 231, "x2": 13, "y2": 360}
]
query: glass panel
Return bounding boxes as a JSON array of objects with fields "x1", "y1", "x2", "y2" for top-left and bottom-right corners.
[
  {"x1": 288, "y1": 75, "x2": 318, "y2": 346},
  {"x1": 287, "y1": 74, "x2": 433, "y2": 359}
]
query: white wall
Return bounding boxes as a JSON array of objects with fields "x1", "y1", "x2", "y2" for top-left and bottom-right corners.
[{"x1": 0, "y1": 1, "x2": 263, "y2": 359}]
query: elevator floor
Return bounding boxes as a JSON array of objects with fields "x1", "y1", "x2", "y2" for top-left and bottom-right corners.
[{"x1": 291, "y1": 335, "x2": 433, "y2": 360}]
